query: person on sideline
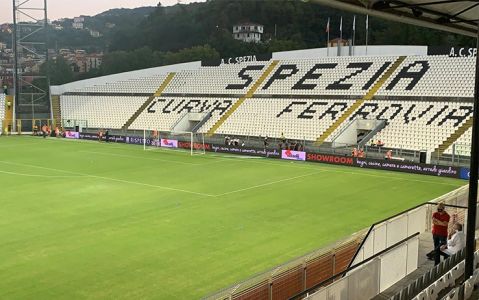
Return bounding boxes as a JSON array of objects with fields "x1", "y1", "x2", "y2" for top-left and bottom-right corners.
[
  {"x1": 434, "y1": 223, "x2": 465, "y2": 265},
  {"x1": 426, "y1": 203, "x2": 450, "y2": 260}
]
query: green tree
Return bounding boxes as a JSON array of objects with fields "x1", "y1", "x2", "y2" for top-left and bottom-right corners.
[{"x1": 40, "y1": 56, "x2": 74, "y2": 85}]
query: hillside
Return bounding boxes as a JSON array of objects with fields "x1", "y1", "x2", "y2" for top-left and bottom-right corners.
[{"x1": 40, "y1": 0, "x2": 475, "y2": 84}]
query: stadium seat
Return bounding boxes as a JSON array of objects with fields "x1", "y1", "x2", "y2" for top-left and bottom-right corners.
[
  {"x1": 60, "y1": 95, "x2": 147, "y2": 129},
  {"x1": 58, "y1": 55, "x2": 475, "y2": 153}
]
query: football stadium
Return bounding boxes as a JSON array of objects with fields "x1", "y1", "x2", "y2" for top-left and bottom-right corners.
[{"x1": 1, "y1": 0, "x2": 479, "y2": 299}]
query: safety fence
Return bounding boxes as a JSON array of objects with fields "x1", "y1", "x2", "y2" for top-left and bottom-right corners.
[
  {"x1": 352, "y1": 185, "x2": 470, "y2": 269},
  {"x1": 299, "y1": 233, "x2": 420, "y2": 300}
]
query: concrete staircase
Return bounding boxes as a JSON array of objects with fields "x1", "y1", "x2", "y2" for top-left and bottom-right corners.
[
  {"x1": 206, "y1": 60, "x2": 279, "y2": 136},
  {"x1": 2, "y1": 95, "x2": 14, "y2": 134},
  {"x1": 433, "y1": 117, "x2": 473, "y2": 156},
  {"x1": 51, "y1": 95, "x2": 62, "y2": 127},
  {"x1": 122, "y1": 73, "x2": 176, "y2": 130},
  {"x1": 315, "y1": 56, "x2": 407, "y2": 146}
]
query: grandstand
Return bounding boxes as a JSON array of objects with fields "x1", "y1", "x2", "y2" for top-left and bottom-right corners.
[{"x1": 56, "y1": 53, "x2": 476, "y2": 156}]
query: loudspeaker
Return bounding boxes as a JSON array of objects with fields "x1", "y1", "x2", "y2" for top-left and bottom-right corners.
[{"x1": 420, "y1": 151, "x2": 427, "y2": 164}]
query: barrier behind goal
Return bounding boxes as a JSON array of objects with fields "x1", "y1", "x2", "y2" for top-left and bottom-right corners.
[{"x1": 142, "y1": 130, "x2": 205, "y2": 156}]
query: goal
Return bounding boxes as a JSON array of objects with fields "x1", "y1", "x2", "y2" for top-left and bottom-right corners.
[{"x1": 142, "y1": 130, "x2": 206, "y2": 156}]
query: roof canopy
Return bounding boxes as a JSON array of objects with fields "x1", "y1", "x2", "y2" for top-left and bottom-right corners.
[{"x1": 308, "y1": 0, "x2": 478, "y2": 37}]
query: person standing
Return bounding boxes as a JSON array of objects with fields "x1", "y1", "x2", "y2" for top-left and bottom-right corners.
[
  {"x1": 105, "y1": 129, "x2": 110, "y2": 143},
  {"x1": 41, "y1": 124, "x2": 47, "y2": 138},
  {"x1": 427, "y1": 203, "x2": 450, "y2": 260}
]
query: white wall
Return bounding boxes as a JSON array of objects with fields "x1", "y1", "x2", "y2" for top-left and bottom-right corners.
[{"x1": 273, "y1": 45, "x2": 427, "y2": 60}]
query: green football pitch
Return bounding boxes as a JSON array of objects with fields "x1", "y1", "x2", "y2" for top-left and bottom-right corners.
[{"x1": 0, "y1": 136, "x2": 465, "y2": 299}]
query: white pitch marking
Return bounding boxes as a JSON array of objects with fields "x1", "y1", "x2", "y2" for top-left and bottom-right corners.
[
  {"x1": 0, "y1": 170, "x2": 86, "y2": 178},
  {"x1": 214, "y1": 172, "x2": 320, "y2": 197},
  {"x1": 0, "y1": 160, "x2": 214, "y2": 197},
  {"x1": 79, "y1": 150, "x2": 201, "y2": 166}
]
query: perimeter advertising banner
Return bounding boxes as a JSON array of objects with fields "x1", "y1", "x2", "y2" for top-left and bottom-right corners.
[
  {"x1": 355, "y1": 158, "x2": 462, "y2": 178},
  {"x1": 126, "y1": 136, "x2": 159, "y2": 147},
  {"x1": 306, "y1": 153, "x2": 354, "y2": 166},
  {"x1": 65, "y1": 131, "x2": 80, "y2": 139},
  {"x1": 304, "y1": 151, "x2": 464, "y2": 179},
  {"x1": 460, "y1": 168, "x2": 471, "y2": 180},
  {"x1": 178, "y1": 141, "x2": 211, "y2": 151},
  {"x1": 161, "y1": 139, "x2": 178, "y2": 148},
  {"x1": 211, "y1": 144, "x2": 280, "y2": 158},
  {"x1": 281, "y1": 150, "x2": 306, "y2": 161},
  {"x1": 79, "y1": 133, "x2": 126, "y2": 143}
]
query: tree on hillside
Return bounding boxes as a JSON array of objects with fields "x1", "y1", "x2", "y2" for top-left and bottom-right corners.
[{"x1": 40, "y1": 56, "x2": 74, "y2": 85}]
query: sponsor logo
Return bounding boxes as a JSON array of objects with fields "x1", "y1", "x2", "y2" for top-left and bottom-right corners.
[
  {"x1": 428, "y1": 46, "x2": 477, "y2": 57},
  {"x1": 460, "y1": 168, "x2": 470, "y2": 180},
  {"x1": 281, "y1": 150, "x2": 306, "y2": 161},
  {"x1": 65, "y1": 131, "x2": 79, "y2": 139},
  {"x1": 79, "y1": 133, "x2": 126, "y2": 143},
  {"x1": 161, "y1": 139, "x2": 178, "y2": 148},
  {"x1": 178, "y1": 141, "x2": 211, "y2": 150},
  {"x1": 355, "y1": 158, "x2": 461, "y2": 178},
  {"x1": 306, "y1": 153, "x2": 354, "y2": 165},
  {"x1": 211, "y1": 144, "x2": 280, "y2": 158}
]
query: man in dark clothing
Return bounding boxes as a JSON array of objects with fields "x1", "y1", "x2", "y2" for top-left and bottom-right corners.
[{"x1": 105, "y1": 129, "x2": 110, "y2": 143}]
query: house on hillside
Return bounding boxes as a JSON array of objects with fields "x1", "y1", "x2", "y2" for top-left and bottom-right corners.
[{"x1": 232, "y1": 22, "x2": 263, "y2": 43}]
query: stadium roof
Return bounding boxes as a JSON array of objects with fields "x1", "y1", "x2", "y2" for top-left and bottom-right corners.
[{"x1": 308, "y1": 0, "x2": 479, "y2": 37}]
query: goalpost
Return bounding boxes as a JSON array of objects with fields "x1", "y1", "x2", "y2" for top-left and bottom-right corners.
[
  {"x1": 186, "y1": 131, "x2": 206, "y2": 156},
  {"x1": 142, "y1": 130, "x2": 206, "y2": 156}
]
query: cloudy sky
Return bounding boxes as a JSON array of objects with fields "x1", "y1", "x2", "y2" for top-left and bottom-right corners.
[{"x1": 0, "y1": 0, "x2": 206, "y2": 23}]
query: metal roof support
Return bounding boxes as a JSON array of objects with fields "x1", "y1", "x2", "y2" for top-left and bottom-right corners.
[
  {"x1": 465, "y1": 29, "x2": 479, "y2": 281},
  {"x1": 308, "y1": 0, "x2": 478, "y2": 37}
]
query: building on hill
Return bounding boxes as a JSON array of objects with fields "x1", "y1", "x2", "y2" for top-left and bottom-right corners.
[
  {"x1": 89, "y1": 29, "x2": 101, "y2": 38},
  {"x1": 232, "y1": 22, "x2": 263, "y2": 43},
  {"x1": 72, "y1": 17, "x2": 84, "y2": 30},
  {"x1": 328, "y1": 38, "x2": 349, "y2": 48}
]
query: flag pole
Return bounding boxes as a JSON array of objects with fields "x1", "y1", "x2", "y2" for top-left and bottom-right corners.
[
  {"x1": 338, "y1": 16, "x2": 342, "y2": 56},
  {"x1": 326, "y1": 17, "x2": 330, "y2": 57},
  {"x1": 365, "y1": 15, "x2": 369, "y2": 56},
  {"x1": 352, "y1": 15, "x2": 356, "y2": 56}
]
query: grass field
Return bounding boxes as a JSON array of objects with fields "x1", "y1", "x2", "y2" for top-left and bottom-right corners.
[{"x1": 0, "y1": 136, "x2": 465, "y2": 299}]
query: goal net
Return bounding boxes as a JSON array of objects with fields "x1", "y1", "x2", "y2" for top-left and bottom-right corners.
[{"x1": 142, "y1": 130, "x2": 206, "y2": 156}]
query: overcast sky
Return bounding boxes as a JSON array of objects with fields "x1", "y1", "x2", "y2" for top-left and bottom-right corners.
[{"x1": 0, "y1": 0, "x2": 206, "y2": 23}]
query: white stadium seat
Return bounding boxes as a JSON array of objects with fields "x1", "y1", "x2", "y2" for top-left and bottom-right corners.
[
  {"x1": 60, "y1": 95, "x2": 147, "y2": 129},
  {"x1": 59, "y1": 55, "x2": 475, "y2": 153}
]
